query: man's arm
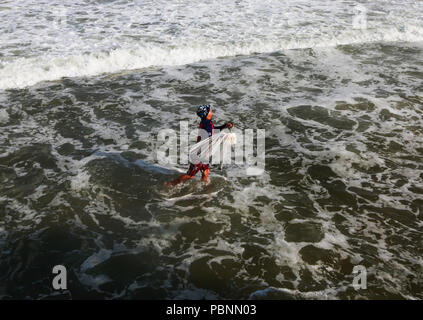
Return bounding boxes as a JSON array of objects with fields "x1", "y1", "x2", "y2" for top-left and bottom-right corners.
[{"x1": 214, "y1": 122, "x2": 233, "y2": 130}]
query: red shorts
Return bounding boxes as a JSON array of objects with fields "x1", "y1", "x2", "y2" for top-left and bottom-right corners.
[{"x1": 187, "y1": 163, "x2": 209, "y2": 177}]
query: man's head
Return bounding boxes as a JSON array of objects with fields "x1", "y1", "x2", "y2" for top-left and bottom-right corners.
[{"x1": 196, "y1": 104, "x2": 212, "y2": 119}]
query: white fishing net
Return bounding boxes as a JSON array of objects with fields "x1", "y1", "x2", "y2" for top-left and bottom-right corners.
[{"x1": 188, "y1": 131, "x2": 236, "y2": 165}]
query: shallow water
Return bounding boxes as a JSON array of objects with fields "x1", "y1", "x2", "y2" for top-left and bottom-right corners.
[{"x1": 1, "y1": 1, "x2": 423, "y2": 300}]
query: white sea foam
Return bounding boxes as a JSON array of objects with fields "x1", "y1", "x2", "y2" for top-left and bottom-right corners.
[
  {"x1": 70, "y1": 170, "x2": 91, "y2": 191},
  {"x1": 1, "y1": 0, "x2": 423, "y2": 89}
]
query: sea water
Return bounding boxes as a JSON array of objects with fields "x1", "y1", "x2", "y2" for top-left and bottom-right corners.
[{"x1": 0, "y1": 0, "x2": 422, "y2": 299}]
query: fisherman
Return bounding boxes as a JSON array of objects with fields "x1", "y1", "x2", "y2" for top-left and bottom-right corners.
[{"x1": 165, "y1": 105, "x2": 233, "y2": 186}]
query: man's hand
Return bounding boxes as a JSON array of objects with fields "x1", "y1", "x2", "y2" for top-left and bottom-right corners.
[{"x1": 226, "y1": 122, "x2": 233, "y2": 129}]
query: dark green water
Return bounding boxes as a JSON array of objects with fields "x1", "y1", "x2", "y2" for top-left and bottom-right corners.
[{"x1": 0, "y1": 43, "x2": 422, "y2": 299}]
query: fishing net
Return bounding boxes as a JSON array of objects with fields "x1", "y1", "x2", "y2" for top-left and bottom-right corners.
[{"x1": 188, "y1": 131, "x2": 236, "y2": 165}]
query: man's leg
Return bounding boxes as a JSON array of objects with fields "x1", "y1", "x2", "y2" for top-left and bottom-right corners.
[
  {"x1": 201, "y1": 167, "x2": 209, "y2": 183},
  {"x1": 164, "y1": 174, "x2": 193, "y2": 186},
  {"x1": 165, "y1": 163, "x2": 198, "y2": 187}
]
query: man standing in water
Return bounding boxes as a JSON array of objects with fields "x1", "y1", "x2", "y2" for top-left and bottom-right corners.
[{"x1": 165, "y1": 105, "x2": 233, "y2": 186}]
